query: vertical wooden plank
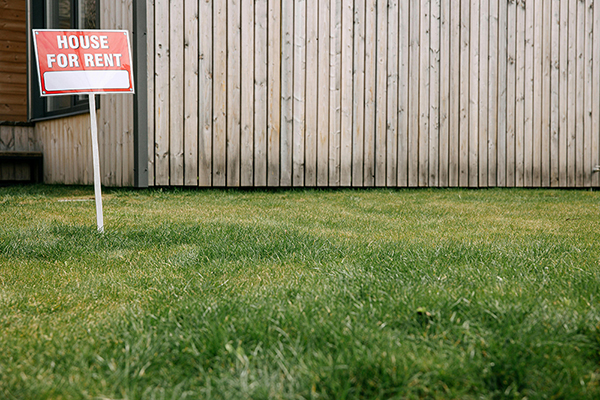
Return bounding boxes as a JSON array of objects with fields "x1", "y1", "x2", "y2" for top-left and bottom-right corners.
[
  {"x1": 566, "y1": 0, "x2": 576, "y2": 186},
  {"x1": 75, "y1": 119, "x2": 82, "y2": 184},
  {"x1": 14, "y1": 126, "x2": 28, "y2": 180},
  {"x1": 101, "y1": 1, "x2": 111, "y2": 186},
  {"x1": 70, "y1": 120, "x2": 77, "y2": 184},
  {"x1": 459, "y1": 0, "x2": 469, "y2": 186},
  {"x1": 120, "y1": 0, "x2": 128, "y2": 186},
  {"x1": 124, "y1": 102, "x2": 134, "y2": 186},
  {"x1": 84, "y1": 117, "x2": 92, "y2": 184},
  {"x1": 550, "y1": 0, "x2": 560, "y2": 187},
  {"x1": 146, "y1": 0, "x2": 155, "y2": 186},
  {"x1": 67, "y1": 120, "x2": 75, "y2": 184},
  {"x1": 532, "y1": 0, "x2": 543, "y2": 187},
  {"x1": 184, "y1": 0, "x2": 198, "y2": 186},
  {"x1": 469, "y1": 0, "x2": 479, "y2": 187},
  {"x1": 72, "y1": 120, "x2": 79, "y2": 185},
  {"x1": 78, "y1": 118, "x2": 85, "y2": 184},
  {"x1": 199, "y1": 0, "x2": 213, "y2": 187},
  {"x1": 541, "y1": 0, "x2": 551, "y2": 187},
  {"x1": 68, "y1": 121, "x2": 76, "y2": 184},
  {"x1": 18, "y1": 127, "x2": 30, "y2": 180},
  {"x1": 60, "y1": 119, "x2": 67, "y2": 184},
  {"x1": 169, "y1": 0, "x2": 184, "y2": 185},
  {"x1": 418, "y1": 0, "x2": 430, "y2": 187},
  {"x1": 527, "y1": 1, "x2": 544, "y2": 187},
  {"x1": 593, "y1": 0, "x2": 600, "y2": 187},
  {"x1": 363, "y1": 0, "x2": 376, "y2": 186},
  {"x1": 488, "y1": 0, "x2": 499, "y2": 187},
  {"x1": 126, "y1": 0, "x2": 135, "y2": 186},
  {"x1": 583, "y1": 0, "x2": 593, "y2": 186},
  {"x1": 62, "y1": 120, "x2": 69, "y2": 184},
  {"x1": 317, "y1": 0, "x2": 330, "y2": 186},
  {"x1": 567, "y1": 0, "x2": 578, "y2": 187},
  {"x1": 448, "y1": 0, "x2": 460, "y2": 186},
  {"x1": 374, "y1": 0, "x2": 387, "y2": 186},
  {"x1": 53, "y1": 121, "x2": 60, "y2": 184},
  {"x1": 227, "y1": 0, "x2": 241, "y2": 186},
  {"x1": 34, "y1": 124, "x2": 42, "y2": 182},
  {"x1": 515, "y1": 0, "x2": 525, "y2": 187},
  {"x1": 429, "y1": 0, "x2": 440, "y2": 187},
  {"x1": 52, "y1": 120, "x2": 59, "y2": 184},
  {"x1": 115, "y1": 0, "x2": 124, "y2": 187},
  {"x1": 575, "y1": 0, "x2": 584, "y2": 186},
  {"x1": 0, "y1": 126, "x2": 14, "y2": 180},
  {"x1": 505, "y1": 0, "x2": 516, "y2": 186},
  {"x1": 305, "y1": 0, "x2": 318, "y2": 186},
  {"x1": 267, "y1": 0, "x2": 281, "y2": 186},
  {"x1": 241, "y1": 0, "x2": 255, "y2": 186},
  {"x1": 479, "y1": 0, "x2": 489, "y2": 187},
  {"x1": 293, "y1": 0, "x2": 307, "y2": 186},
  {"x1": 0, "y1": 126, "x2": 12, "y2": 150},
  {"x1": 115, "y1": 96, "x2": 123, "y2": 186},
  {"x1": 70, "y1": 123, "x2": 79, "y2": 184},
  {"x1": 340, "y1": 0, "x2": 353, "y2": 186},
  {"x1": 497, "y1": 0, "x2": 507, "y2": 186},
  {"x1": 280, "y1": 0, "x2": 293, "y2": 186},
  {"x1": 329, "y1": 0, "x2": 342, "y2": 186},
  {"x1": 154, "y1": 0, "x2": 170, "y2": 186},
  {"x1": 121, "y1": 0, "x2": 129, "y2": 185},
  {"x1": 64, "y1": 119, "x2": 70, "y2": 184},
  {"x1": 213, "y1": 0, "x2": 227, "y2": 186},
  {"x1": 55, "y1": 118, "x2": 61, "y2": 183},
  {"x1": 397, "y1": 0, "x2": 409, "y2": 186},
  {"x1": 387, "y1": 0, "x2": 399, "y2": 187},
  {"x1": 37, "y1": 124, "x2": 48, "y2": 183},
  {"x1": 352, "y1": 0, "x2": 365, "y2": 186},
  {"x1": 559, "y1": 0, "x2": 568, "y2": 186},
  {"x1": 408, "y1": 0, "x2": 420, "y2": 187},
  {"x1": 439, "y1": 0, "x2": 450, "y2": 187},
  {"x1": 255, "y1": 0, "x2": 268, "y2": 186}
]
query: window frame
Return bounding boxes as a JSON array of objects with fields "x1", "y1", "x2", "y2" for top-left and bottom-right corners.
[{"x1": 29, "y1": 0, "x2": 100, "y2": 122}]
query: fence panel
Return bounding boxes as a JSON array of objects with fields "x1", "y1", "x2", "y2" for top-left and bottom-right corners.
[{"x1": 143, "y1": 0, "x2": 600, "y2": 188}]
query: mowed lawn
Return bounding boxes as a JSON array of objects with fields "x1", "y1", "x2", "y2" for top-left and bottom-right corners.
[{"x1": 1, "y1": 186, "x2": 599, "y2": 400}]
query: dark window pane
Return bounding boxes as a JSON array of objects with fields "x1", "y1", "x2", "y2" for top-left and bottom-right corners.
[
  {"x1": 79, "y1": 0, "x2": 97, "y2": 29},
  {"x1": 46, "y1": 0, "x2": 72, "y2": 29}
]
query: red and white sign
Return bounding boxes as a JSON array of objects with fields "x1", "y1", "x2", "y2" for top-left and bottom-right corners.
[{"x1": 32, "y1": 29, "x2": 134, "y2": 96}]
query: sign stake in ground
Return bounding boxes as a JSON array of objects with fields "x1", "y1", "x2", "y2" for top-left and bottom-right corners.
[{"x1": 32, "y1": 29, "x2": 135, "y2": 232}]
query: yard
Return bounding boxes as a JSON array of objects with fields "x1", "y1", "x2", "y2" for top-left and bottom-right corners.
[{"x1": 0, "y1": 186, "x2": 599, "y2": 399}]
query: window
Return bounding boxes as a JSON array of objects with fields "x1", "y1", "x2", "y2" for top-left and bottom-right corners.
[{"x1": 30, "y1": 0, "x2": 99, "y2": 121}]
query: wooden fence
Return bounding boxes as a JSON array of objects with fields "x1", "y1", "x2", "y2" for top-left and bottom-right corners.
[{"x1": 145, "y1": 0, "x2": 600, "y2": 188}]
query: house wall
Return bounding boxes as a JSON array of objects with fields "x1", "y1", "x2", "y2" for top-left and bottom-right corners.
[
  {"x1": 32, "y1": 0, "x2": 134, "y2": 186},
  {"x1": 147, "y1": 0, "x2": 600, "y2": 188},
  {"x1": 0, "y1": 0, "x2": 28, "y2": 122}
]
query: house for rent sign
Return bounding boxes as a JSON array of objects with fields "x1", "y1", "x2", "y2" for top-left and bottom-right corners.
[
  {"x1": 32, "y1": 29, "x2": 134, "y2": 95},
  {"x1": 32, "y1": 29, "x2": 135, "y2": 233}
]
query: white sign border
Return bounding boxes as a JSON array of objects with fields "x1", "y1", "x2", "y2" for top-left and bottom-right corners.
[{"x1": 32, "y1": 29, "x2": 135, "y2": 96}]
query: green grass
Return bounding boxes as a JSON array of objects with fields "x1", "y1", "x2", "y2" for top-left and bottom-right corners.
[{"x1": 1, "y1": 185, "x2": 599, "y2": 399}]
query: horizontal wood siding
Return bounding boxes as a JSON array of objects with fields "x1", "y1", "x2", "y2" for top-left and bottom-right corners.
[
  {"x1": 103, "y1": 0, "x2": 600, "y2": 187},
  {"x1": 0, "y1": 0, "x2": 27, "y2": 121}
]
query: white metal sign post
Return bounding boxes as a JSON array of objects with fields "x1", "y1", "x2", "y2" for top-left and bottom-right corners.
[
  {"x1": 32, "y1": 29, "x2": 135, "y2": 233},
  {"x1": 88, "y1": 94, "x2": 104, "y2": 232}
]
